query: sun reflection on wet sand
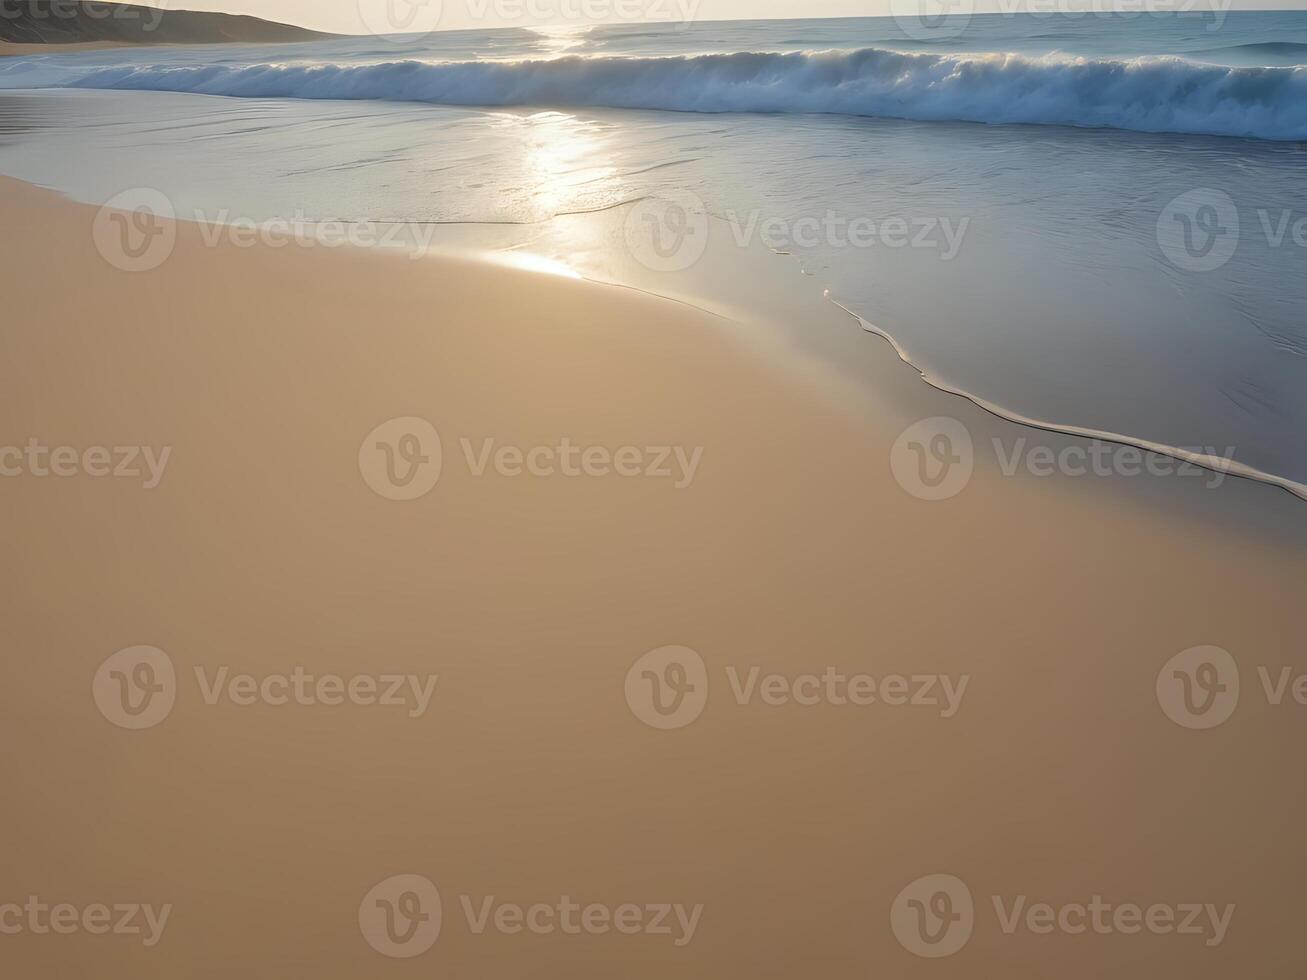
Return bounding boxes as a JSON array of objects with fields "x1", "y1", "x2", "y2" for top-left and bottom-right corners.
[{"x1": 483, "y1": 246, "x2": 583, "y2": 279}]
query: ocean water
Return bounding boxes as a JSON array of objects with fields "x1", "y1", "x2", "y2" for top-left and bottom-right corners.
[{"x1": 2, "y1": 12, "x2": 1305, "y2": 497}]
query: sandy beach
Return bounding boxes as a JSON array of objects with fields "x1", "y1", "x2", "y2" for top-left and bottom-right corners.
[{"x1": 1, "y1": 172, "x2": 1304, "y2": 977}]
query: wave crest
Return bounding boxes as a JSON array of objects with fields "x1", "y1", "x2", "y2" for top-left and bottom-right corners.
[{"x1": 67, "y1": 46, "x2": 1307, "y2": 141}]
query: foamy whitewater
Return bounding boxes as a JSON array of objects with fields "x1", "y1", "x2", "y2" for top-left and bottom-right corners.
[
  {"x1": 2, "y1": 12, "x2": 1306, "y2": 496},
  {"x1": 52, "y1": 47, "x2": 1307, "y2": 141}
]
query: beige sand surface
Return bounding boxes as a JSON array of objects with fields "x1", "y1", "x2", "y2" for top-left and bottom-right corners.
[{"x1": 1, "y1": 175, "x2": 1304, "y2": 978}]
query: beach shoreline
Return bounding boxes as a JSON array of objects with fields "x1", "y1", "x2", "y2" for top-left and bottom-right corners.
[{"x1": 2, "y1": 172, "x2": 1304, "y2": 977}]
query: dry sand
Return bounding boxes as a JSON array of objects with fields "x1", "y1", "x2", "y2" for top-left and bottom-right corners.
[{"x1": 1, "y1": 175, "x2": 1304, "y2": 978}]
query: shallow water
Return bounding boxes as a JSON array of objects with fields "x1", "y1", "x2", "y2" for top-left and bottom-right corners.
[{"x1": 2, "y1": 12, "x2": 1305, "y2": 496}]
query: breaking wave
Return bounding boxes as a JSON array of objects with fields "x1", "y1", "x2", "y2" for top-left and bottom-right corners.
[{"x1": 61, "y1": 46, "x2": 1307, "y2": 140}]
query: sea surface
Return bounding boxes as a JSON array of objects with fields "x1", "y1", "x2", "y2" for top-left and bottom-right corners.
[{"x1": 2, "y1": 12, "x2": 1306, "y2": 496}]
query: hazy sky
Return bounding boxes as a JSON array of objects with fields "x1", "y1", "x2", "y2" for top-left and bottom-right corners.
[{"x1": 144, "y1": 0, "x2": 1293, "y2": 34}]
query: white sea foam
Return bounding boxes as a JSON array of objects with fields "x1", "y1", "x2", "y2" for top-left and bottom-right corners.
[{"x1": 56, "y1": 46, "x2": 1307, "y2": 141}]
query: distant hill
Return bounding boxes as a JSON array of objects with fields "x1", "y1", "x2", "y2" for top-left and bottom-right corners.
[{"x1": 0, "y1": 1, "x2": 329, "y2": 45}]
